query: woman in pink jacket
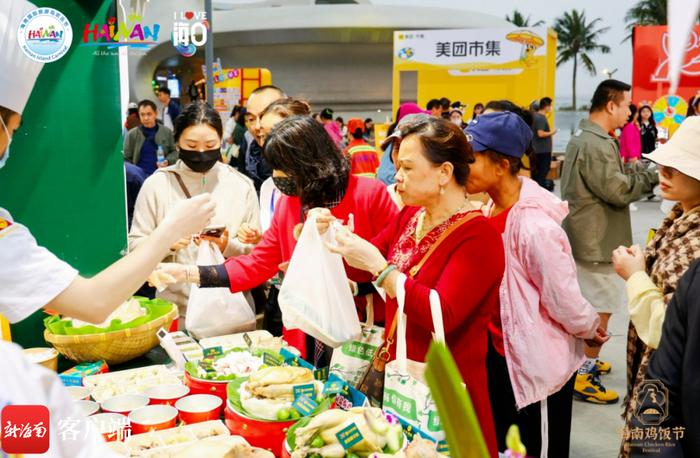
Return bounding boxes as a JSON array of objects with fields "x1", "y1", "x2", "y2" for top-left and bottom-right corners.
[
  {"x1": 619, "y1": 104, "x2": 642, "y2": 163},
  {"x1": 465, "y1": 110, "x2": 607, "y2": 457}
]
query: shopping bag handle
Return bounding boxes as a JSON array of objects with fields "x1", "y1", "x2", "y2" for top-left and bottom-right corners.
[
  {"x1": 395, "y1": 274, "x2": 445, "y2": 373},
  {"x1": 365, "y1": 294, "x2": 374, "y2": 328}
]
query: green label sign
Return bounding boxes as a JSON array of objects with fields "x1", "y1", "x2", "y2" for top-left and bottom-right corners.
[
  {"x1": 384, "y1": 389, "x2": 418, "y2": 421},
  {"x1": 341, "y1": 341, "x2": 377, "y2": 361},
  {"x1": 323, "y1": 379, "x2": 346, "y2": 395},
  {"x1": 314, "y1": 366, "x2": 329, "y2": 381},
  {"x1": 427, "y1": 410, "x2": 442, "y2": 432},
  {"x1": 202, "y1": 346, "x2": 223, "y2": 358},
  {"x1": 293, "y1": 383, "x2": 317, "y2": 401},
  {"x1": 336, "y1": 422, "x2": 364, "y2": 449},
  {"x1": 292, "y1": 395, "x2": 318, "y2": 417},
  {"x1": 263, "y1": 352, "x2": 282, "y2": 366},
  {"x1": 243, "y1": 333, "x2": 253, "y2": 348}
]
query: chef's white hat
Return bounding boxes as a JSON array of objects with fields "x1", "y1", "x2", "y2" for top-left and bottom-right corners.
[{"x1": 0, "y1": 0, "x2": 44, "y2": 115}]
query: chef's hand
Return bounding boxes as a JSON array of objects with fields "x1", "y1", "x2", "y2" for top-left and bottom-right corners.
[
  {"x1": 327, "y1": 225, "x2": 386, "y2": 274},
  {"x1": 585, "y1": 326, "x2": 610, "y2": 348},
  {"x1": 194, "y1": 229, "x2": 229, "y2": 253},
  {"x1": 612, "y1": 245, "x2": 645, "y2": 281},
  {"x1": 237, "y1": 223, "x2": 262, "y2": 245},
  {"x1": 170, "y1": 237, "x2": 191, "y2": 252},
  {"x1": 160, "y1": 194, "x2": 215, "y2": 242},
  {"x1": 307, "y1": 208, "x2": 336, "y2": 235}
]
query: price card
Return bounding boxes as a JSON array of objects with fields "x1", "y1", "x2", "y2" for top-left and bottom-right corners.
[
  {"x1": 323, "y1": 377, "x2": 347, "y2": 396},
  {"x1": 243, "y1": 333, "x2": 253, "y2": 348},
  {"x1": 263, "y1": 352, "x2": 282, "y2": 366},
  {"x1": 336, "y1": 423, "x2": 364, "y2": 449},
  {"x1": 291, "y1": 395, "x2": 318, "y2": 417},
  {"x1": 202, "y1": 346, "x2": 223, "y2": 358},
  {"x1": 293, "y1": 383, "x2": 317, "y2": 401},
  {"x1": 314, "y1": 366, "x2": 329, "y2": 381}
]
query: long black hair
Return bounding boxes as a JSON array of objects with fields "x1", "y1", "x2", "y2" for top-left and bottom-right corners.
[
  {"x1": 639, "y1": 104, "x2": 656, "y2": 129},
  {"x1": 263, "y1": 115, "x2": 350, "y2": 209},
  {"x1": 173, "y1": 101, "x2": 223, "y2": 142}
]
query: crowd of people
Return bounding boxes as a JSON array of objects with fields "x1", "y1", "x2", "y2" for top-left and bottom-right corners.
[{"x1": 105, "y1": 76, "x2": 700, "y2": 457}]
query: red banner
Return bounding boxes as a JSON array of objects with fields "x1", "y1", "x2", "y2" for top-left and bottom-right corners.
[{"x1": 633, "y1": 25, "x2": 700, "y2": 106}]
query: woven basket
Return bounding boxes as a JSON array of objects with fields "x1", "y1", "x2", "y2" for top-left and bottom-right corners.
[{"x1": 44, "y1": 304, "x2": 177, "y2": 365}]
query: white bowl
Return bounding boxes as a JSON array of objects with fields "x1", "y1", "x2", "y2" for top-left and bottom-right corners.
[
  {"x1": 66, "y1": 386, "x2": 91, "y2": 401},
  {"x1": 75, "y1": 400, "x2": 100, "y2": 416},
  {"x1": 101, "y1": 393, "x2": 149, "y2": 415}
]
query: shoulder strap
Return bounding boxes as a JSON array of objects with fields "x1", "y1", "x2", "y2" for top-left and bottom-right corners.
[
  {"x1": 409, "y1": 211, "x2": 481, "y2": 278},
  {"x1": 381, "y1": 210, "x2": 481, "y2": 348},
  {"x1": 168, "y1": 171, "x2": 192, "y2": 198}
]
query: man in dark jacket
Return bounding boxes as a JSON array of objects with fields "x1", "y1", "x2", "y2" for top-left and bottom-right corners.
[
  {"x1": 123, "y1": 100, "x2": 177, "y2": 176},
  {"x1": 631, "y1": 259, "x2": 700, "y2": 457}
]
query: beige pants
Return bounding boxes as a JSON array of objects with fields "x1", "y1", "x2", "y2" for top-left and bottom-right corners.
[{"x1": 575, "y1": 260, "x2": 626, "y2": 314}]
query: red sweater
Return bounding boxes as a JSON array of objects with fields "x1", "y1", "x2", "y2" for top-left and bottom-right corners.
[
  {"x1": 372, "y1": 206, "x2": 504, "y2": 457},
  {"x1": 224, "y1": 175, "x2": 398, "y2": 358}
]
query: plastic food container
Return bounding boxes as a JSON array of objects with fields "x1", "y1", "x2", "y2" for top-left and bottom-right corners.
[
  {"x1": 175, "y1": 394, "x2": 222, "y2": 424},
  {"x1": 128, "y1": 405, "x2": 179, "y2": 435},
  {"x1": 143, "y1": 384, "x2": 190, "y2": 406},
  {"x1": 66, "y1": 386, "x2": 91, "y2": 401},
  {"x1": 90, "y1": 412, "x2": 130, "y2": 442}
]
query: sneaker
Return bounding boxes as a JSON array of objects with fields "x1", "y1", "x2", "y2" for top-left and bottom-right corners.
[
  {"x1": 574, "y1": 373, "x2": 619, "y2": 404},
  {"x1": 595, "y1": 359, "x2": 611, "y2": 375}
]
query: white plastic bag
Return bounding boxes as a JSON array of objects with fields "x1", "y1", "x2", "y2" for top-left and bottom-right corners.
[
  {"x1": 383, "y1": 273, "x2": 448, "y2": 442},
  {"x1": 186, "y1": 240, "x2": 256, "y2": 339},
  {"x1": 278, "y1": 214, "x2": 361, "y2": 347}
]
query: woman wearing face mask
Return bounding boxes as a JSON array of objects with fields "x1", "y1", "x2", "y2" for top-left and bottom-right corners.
[
  {"x1": 129, "y1": 101, "x2": 261, "y2": 323},
  {"x1": 153, "y1": 115, "x2": 398, "y2": 361}
]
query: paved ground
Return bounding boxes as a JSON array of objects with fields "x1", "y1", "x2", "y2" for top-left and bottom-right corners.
[{"x1": 566, "y1": 194, "x2": 667, "y2": 458}]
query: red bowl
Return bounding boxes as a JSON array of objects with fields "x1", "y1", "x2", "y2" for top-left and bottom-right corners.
[
  {"x1": 183, "y1": 371, "x2": 229, "y2": 411},
  {"x1": 143, "y1": 384, "x2": 190, "y2": 406},
  {"x1": 89, "y1": 413, "x2": 130, "y2": 442},
  {"x1": 224, "y1": 400, "x2": 295, "y2": 456},
  {"x1": 175, "y1": 394, "x2": 222, "y2": 424},
  {"x1": 128, "y1": 405, "x2": 179, "y2": 435},
  {"x1": 101, "y1": 394, "x2": 149, "y2": 416}
]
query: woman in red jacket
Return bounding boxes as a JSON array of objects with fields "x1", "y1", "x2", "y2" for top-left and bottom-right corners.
[
  {"x1": 329, "y1": 115, "x2": 504, "y2": 456},
  {"x1": 155, "y1": 115, "x2": 398, "y2": 363}
]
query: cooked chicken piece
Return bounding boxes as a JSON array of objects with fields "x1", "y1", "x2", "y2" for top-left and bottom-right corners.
[{"x1": 246, "y1": 367, "x2": 313, "y2": 392}]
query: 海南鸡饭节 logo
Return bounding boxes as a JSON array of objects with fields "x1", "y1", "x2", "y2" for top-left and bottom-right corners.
[{"x1": 17, "y1": 8, "x2": 73, "y2": 63}]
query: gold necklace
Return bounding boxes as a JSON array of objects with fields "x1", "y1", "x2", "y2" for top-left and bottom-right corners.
[{"x1": 415, "y1": 198, "x2": 469, "y2": 241}]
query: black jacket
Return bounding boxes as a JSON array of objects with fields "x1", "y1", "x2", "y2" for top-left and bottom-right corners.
[{"x1": 631, "y1": 259, "x2": 700, "y2": 457}]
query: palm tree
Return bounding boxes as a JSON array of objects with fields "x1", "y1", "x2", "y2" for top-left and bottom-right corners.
[
  {"x1": 553, "y1": 9, "x2": 611, "y2": 111},
  {"x1": 623, "y1": 0, "x2": 667, "y2": 40},
  {"x1": 506, "y1": 9, "x2": 545, "y2": 27}
]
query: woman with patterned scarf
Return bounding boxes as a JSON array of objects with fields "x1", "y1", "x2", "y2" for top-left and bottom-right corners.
[{"x1": 612, "y1": 116, "x2": 700, "y2": 457}]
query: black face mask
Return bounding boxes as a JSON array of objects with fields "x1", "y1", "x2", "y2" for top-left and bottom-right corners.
[
  {"x1": 179, "y1": 148, "x2": 220, "y2": 173},
  {"x1": 273, "y1": 176, "x2": 298, "y2": 197}
]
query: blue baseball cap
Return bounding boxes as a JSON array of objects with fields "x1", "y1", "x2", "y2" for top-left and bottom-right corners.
[{"x1": 464, "y1": 111, "x2": 533, "y2": 158}]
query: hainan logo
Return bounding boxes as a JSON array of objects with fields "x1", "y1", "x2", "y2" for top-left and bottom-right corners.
[
  {"x1": 172, "y1": 11, "x2": 209, "y2": 57},
  {"x1": 81, "y1": 14, "x2": 160, "y2": 49},
  {"x1": 17, "y1": 8, "x2": 73, "y2": 63}
]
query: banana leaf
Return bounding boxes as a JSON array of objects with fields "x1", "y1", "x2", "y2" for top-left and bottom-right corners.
[{"x1": 425, "y1": 341, "x2": 489, "y2": 458}]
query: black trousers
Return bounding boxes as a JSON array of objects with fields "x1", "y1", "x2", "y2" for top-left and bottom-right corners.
[
  {"x1": 532, "y1": 152, "x2": 553, "y2": 189},
  {"x1": 487, "y1": 336, "x2": 575, "y2": 457}
]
